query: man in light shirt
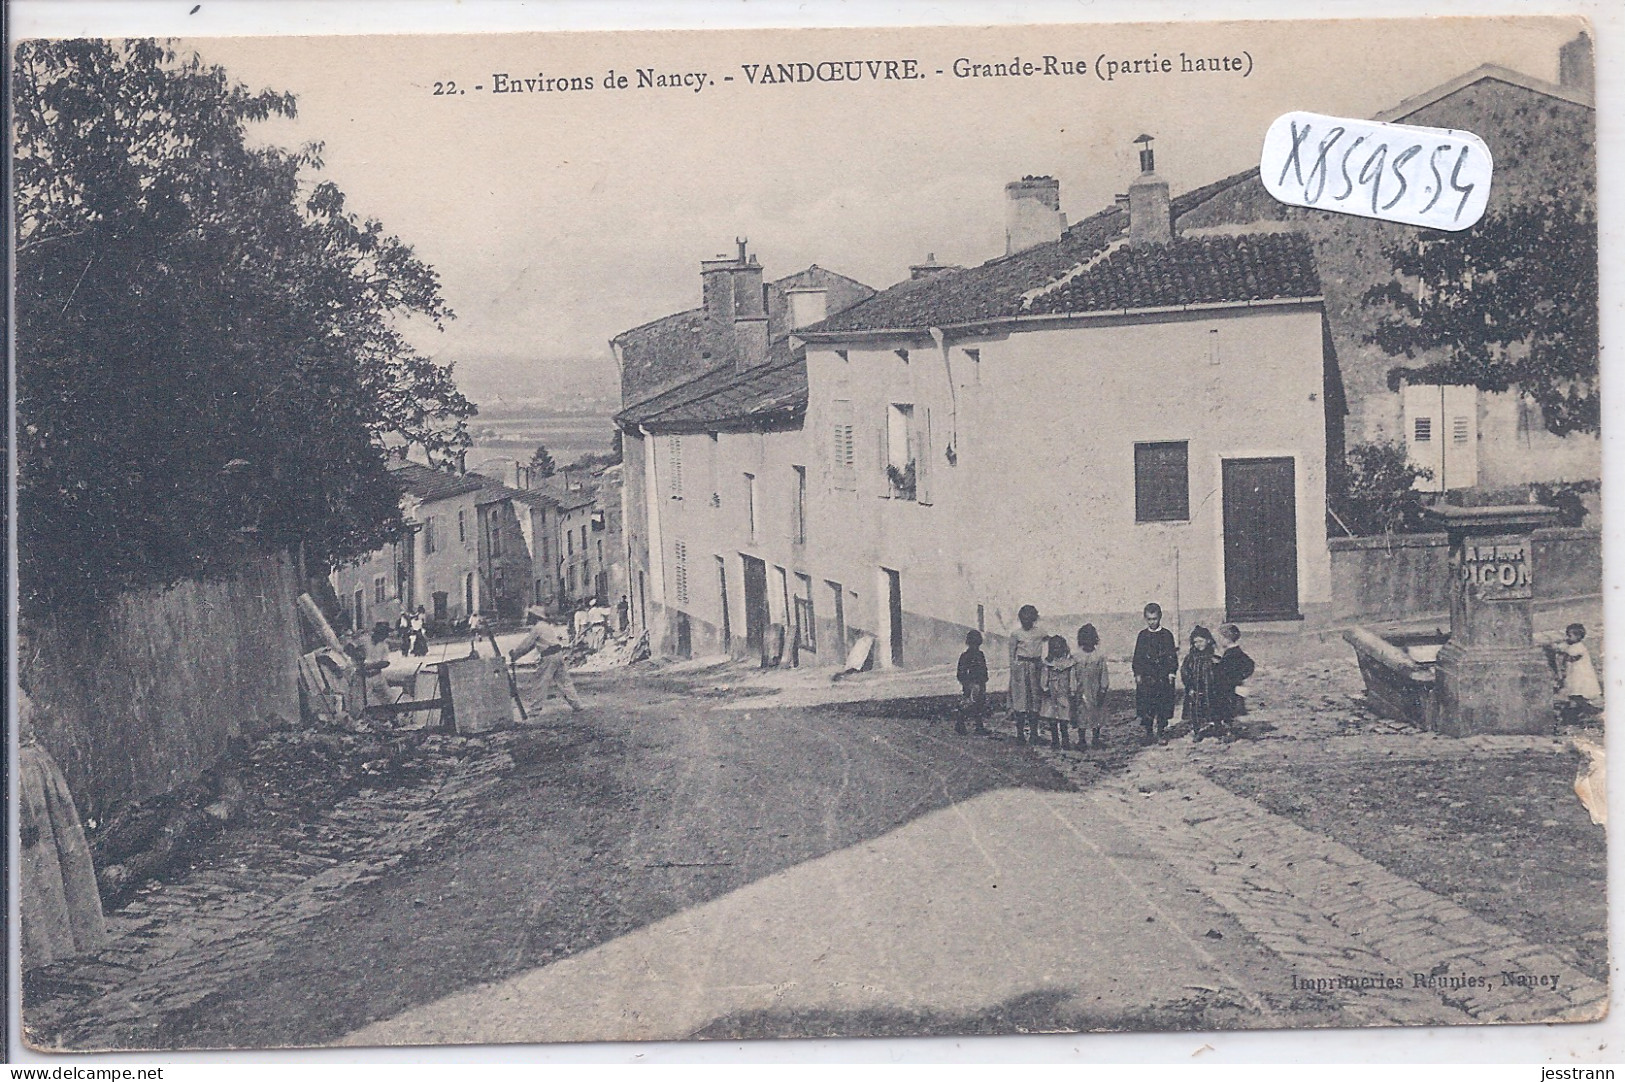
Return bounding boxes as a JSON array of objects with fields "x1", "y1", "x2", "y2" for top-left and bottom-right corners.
[{"x1": 509, "y1": 606, "x2": 585, "y2": 713}]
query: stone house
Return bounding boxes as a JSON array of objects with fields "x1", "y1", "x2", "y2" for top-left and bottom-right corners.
[
  {"x1": 1173, "y1": 39, "x2": 1596, "y2": 495},
  {"x1": 620, "y1": 150, "x2": 1337, "y2": 666},
  {"x1": 332, "y1": 459, "x2": 485, "y2": 632}
]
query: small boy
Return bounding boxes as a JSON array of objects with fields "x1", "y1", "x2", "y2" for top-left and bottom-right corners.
[
  {"x1": 1551, "y1": 622, "x2": 1602, "y2": 726},
  {"x1": 1132, "y1": 603, "x2": 1179, "y2": 744},
  {"x1": 1213, "y1": 623, "x2": 1256, "y2": 742},
  {"x1": 956, "y1": 630, "x2": 990, "y2": 735}
]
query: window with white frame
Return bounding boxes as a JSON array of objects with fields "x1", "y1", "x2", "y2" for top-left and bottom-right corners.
[{"x1": 885, "y1": 403, "x2": 915, "y2": 500}]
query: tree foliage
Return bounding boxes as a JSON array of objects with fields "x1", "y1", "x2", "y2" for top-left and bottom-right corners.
[
  {"x1": 529, "y1": 444, "x2": 557, "y2": 479},
  {"x1": 1364, "y1": 199, "x2": 1598, "y2": 437},
  {"x1": 14, "y1": 40, "x2": 475, "y2": 616},
  {"x1": 1330, "y1": 441, "x2": 1434, "y2": 537}
]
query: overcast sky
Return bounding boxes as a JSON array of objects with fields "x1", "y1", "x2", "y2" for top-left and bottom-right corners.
[{"x1": 169, "y1": 17, "x2": 1581, "y2": 403}]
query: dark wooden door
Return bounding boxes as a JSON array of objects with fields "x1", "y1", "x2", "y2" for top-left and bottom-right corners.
[
  {"x1": 742, "y1": 555, "x2": 768, "y2": 657},
  {"x1": 884, "y1": 568, "x2": 904, "y2": 666},
  {"x1": 1222, "y1": 458, "x2": 1300, "y2": 621}
]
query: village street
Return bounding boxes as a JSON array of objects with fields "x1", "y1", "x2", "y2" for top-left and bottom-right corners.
[{"x1": 22, "y1": 613, "x2": 1607, "y2": 1053}]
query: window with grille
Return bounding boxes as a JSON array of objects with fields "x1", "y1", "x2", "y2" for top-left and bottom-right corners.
[
  {"x1": 1453, "y1": 416, "x2": 1470, "y2": 444},
  {"x1": 673, "y1": 539, "x2": 690, "y2": 606},
  {"x1": 1134, "y1": 441, "x2": 1189, "y2": 523},
  {"x1": 1414, "y1": 416, "x2": 1432, "y2": 443}
]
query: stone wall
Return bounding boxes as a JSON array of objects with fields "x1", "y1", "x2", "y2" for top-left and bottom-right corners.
[
  {"x1": 27, "y1": 553, "x2": 303, "y2": 822},
  {"x1": 1329, "y1": 527, "x2": 1600, "y2": 622}
]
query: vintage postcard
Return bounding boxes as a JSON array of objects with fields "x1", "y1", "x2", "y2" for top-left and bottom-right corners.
[{"x1": 12, "y1": 11, "x2": 1606, "y2": 1054}]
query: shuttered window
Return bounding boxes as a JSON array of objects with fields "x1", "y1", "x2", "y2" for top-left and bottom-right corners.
[
  {"x1": 1414, "y1": 417, "x2": 1432, "y2": 443},
  {"x1": 791, "y1": 465, "x2": 808, "y2": 543},
  {"x1": 1453, "y1": 416, "x2": 1471, "y2": 444},
  {"x1": 832, "y1": 399, "x2": 857, "y2": 491},
  {"x1": 1134, "y1": 441, "x2": 1189, "y2": 523},
  {"x1": 673, "y1": 539, "x2": 690, "y2": 606},
  {"x1": 668, "y1": 436, "x2": 683, "y2": 498}
]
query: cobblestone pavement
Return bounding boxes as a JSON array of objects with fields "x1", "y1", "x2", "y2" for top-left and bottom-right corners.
[
  {"x1": 23, "y1": 729, "x2": 535, "y2": 1050},
  {"x1": 23, "y1": 612, "x2": 1607, "y2": 1048},
  {"x1": 1019, "y1": 621, "x2": 1607, "y2": 1028}
]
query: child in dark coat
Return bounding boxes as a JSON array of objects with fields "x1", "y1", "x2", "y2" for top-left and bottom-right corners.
[
  {"x1": 1182, "y1": 625, "x2": 1221, "y2": 741},
  {"x1": 956, "y1": 630, "x2": 990, "y2": 735},
  {"x1": 1132, "y1": 603, "x2": 1178, "y2": 745},
  {"x1": 1213, "y1": 623, "x2": 1256, "y2": 742}
]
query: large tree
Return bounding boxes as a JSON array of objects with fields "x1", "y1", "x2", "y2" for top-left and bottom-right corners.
[
  {"x1": 14, "y1": 40, "x2": 475, "y2": 615},
  {"x1": 1365, "y1": 198, "x2": 1598, "y2": 437}
]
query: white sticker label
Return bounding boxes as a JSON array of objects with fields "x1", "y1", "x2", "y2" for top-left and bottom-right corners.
[{"x1": 1260, "y1": 111, "x2": 1493, "y2": 231}]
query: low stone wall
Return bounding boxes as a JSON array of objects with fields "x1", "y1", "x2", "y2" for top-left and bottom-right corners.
[
  {"x1": 1330, "y1": 527, "x2": 1601, "y2": 622},
  {"x1": 27, "y1": 553, "x2": 303, "y2": 822}
]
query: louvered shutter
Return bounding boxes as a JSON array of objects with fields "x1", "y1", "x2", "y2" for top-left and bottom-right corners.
[
  {"x1": 877, "y1": 415, "x2": 891, "y2": 499},
  {"x1": 832, "y1": 399, "x2": 856, "y2": 490},
  {"x1": 914, "y1": 406, "x2": 933, "y2": 505}
]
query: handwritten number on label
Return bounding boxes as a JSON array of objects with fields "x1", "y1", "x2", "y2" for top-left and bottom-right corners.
[
  {"x1": 1335, "y1": 136, "x2": 1366, "y2": 202},
  {"x1": 1448, "y1": 146, "x2": 1476, "y2": 221},
  {"x1": 1261, "y1": 112, "x2": 1492, "y2": 231},
  {"x1": 1277, "y1": 120, "x2": 1312, "y2": 189},
  {"x1": 1358, "y1": 143, "x2": 1386, "y2": 213},
  {"x1": 1304, "y1": 127, "x2": 1344, "y2": 205}
]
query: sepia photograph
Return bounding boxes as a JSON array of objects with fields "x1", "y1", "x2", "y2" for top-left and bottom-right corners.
[{"x1": 9, "y1": 6, "x2": 1609, "y2": 1057}]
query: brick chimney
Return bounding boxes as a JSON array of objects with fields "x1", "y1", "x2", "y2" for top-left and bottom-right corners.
[
  {"x1": 701, "y1": 238, "x2": 769, "y2": 370},
  {"x1": 1005, "y1": 176, "x2": 1065, "y2": 255},
  {"x1": 785, "y1": 286, "x2": 828, "y2": 329},
  {"x1": 1560, "y1": 31, "x2": 1594, "y2": 95},
  {"x1": 1127, "y1": 134, "x2": 1172, "y2": 246}
]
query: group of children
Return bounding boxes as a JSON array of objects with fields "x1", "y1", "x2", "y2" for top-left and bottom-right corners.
[{"x1": 955, "y1": 602, "x2": 1256, "y2": 749}]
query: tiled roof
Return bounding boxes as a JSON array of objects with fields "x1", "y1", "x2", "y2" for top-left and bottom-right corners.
[
  {"x1": 468, "y1": 474, "x2": 534, "y2": 507},
  {"x1": 615, "y1": 265, "x2": 875, "y2": 408},
  {"x1": 812, "y1": 201, "x2": 1319, "y2": 334},
  {"x1": 509, "y1": 487, "x2": 560, "y2": 510},
  {"x1": 531, "y1": 473, "x2": 601, "y2": 511},
  {"x1": 616, "y1": 341, "x2": 806, "y2": 431},
  {"x1": 387, "y1": 461, "x2": 485, "y2": 503},
  {"x1": 1025, "y1": 232, "x2": 1319, "y2": 315}
]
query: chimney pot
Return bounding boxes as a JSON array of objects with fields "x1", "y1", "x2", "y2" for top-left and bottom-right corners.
[
  {"x1": 1560, "y1": 32, "x2": 1594, "y2": 95},
  {"x1": 1127, "y1": 136, "x2": 1172, "y2": 246},
  {"x1": 1004, "y1": 175, "x2": 1064, "y2": 255}
]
